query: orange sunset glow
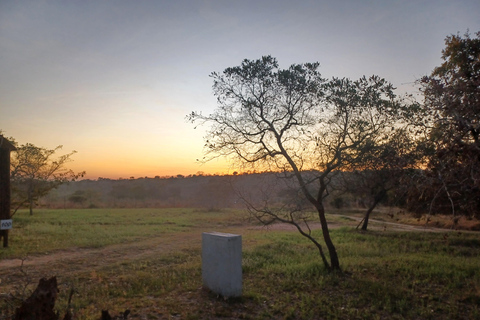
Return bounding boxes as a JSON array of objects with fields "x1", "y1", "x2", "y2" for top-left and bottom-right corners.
[{"x1": 1, "y1": 1, "x2": 479, "y2": 180}]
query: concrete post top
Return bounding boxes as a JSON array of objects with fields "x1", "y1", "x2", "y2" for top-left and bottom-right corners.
[{"x1": 203, "y1": 231, "x2": 241, "y2": 238}]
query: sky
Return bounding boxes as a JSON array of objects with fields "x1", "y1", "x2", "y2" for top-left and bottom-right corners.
[{"x1": 1, "y1": 0, "x2": 479, "y2": 180}]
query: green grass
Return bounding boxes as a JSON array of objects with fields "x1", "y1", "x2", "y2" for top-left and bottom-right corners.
[
  {"x1": 1, "y1": 209, "x2": 479, "y2": 319},
  {"x1": 241, "y1": 229, "x2": 480, "y2": 319},
  {"x1": 1, "y1": 208, "x2": 245, "y2": 259}
]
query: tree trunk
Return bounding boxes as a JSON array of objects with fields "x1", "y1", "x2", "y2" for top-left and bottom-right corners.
[
  {"x1": 317, "y1": 204, "x2": 341, "y2": 271},
  {"x1": 361, "y1": 206, "x2": 375, "y2": 231},
  {"x1": 28, "y1": 184, "x2": 34, "y2": 215},
  {"x1": 361, "y1": 189, "x2": 386, "y2": 231}
]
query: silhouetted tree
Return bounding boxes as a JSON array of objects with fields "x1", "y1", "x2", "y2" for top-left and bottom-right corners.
[
  {"x1": 342, "y1": 127, "x2": 423, "y2": 230},
  {"x1": 189, "y1": 56, "x2": 409, "y2": 271},
  {"x1": 408, "y1": 31, "x2": 480, "y2": 219}
]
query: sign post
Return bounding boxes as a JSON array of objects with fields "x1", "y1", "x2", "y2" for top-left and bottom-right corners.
[
  {"x1": 1, "y1": 219, "x2": 12, "y2": 230},
  {"x1": 0, "y1": 135, "x2": 16, "y2": 248}
]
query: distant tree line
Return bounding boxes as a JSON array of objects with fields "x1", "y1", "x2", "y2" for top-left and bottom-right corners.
[
  {"x1": 39, "y1": 173, "x2": 289, "y2": 210},
  {"x1": 26, "y1": 171, "x2": 401, "y2": 211}
]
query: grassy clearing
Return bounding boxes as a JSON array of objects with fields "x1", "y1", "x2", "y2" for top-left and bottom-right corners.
[
  {"x1": 1, "y1": 208, "x2": 246, "y2": 259},
  {"x1": 56, "y1": 230, "x2": 479, "y2": 319},
  {"x1": 1, "y1": 209, "x2": 479, "y2": 319}
]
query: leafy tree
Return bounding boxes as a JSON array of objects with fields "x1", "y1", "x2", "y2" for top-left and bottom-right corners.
[
  {"x1": 343, "y1": 127, "x2": 422, "y2": 230},
  {"x1": 68, "y1": 190, "x2": 88, "y2": 207},
  {"x1": 10, "y1": 143, "x2": 85, "y2": 215},
  {"x1": 410, "y1": 31, "x2": 480, "y2": 219},
  {"x1": 189, "y1": 56, "x2": 407, "y2": 271}
]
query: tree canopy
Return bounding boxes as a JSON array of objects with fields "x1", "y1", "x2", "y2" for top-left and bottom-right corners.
[
  {"x1": 189, "y1": 56, "x2": 411, "y2": 271},
  {"x1": 10, "y1": 143, "x2": 85, "y2": 215},
  {"x1": 407, "y1": 32, "x2": 480, "y2": 218}
]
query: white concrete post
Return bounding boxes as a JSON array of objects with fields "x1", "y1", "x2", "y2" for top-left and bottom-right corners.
[{"x1": 202, "y1": 232, "x2": 242, "y2": 297}]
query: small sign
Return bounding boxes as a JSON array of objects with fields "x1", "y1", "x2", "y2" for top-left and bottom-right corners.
[{"x1": 0, "y1": 219, "x2": 12, "y2": 230}]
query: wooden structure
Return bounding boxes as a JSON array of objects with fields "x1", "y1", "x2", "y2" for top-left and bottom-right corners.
[{"x1": 0, "y1": 135, "x2": 16, "y2": 247}]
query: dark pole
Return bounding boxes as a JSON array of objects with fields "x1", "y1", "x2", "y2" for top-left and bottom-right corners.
[{"x1": 0, "y1": 136, "x2": 15, "y2": 248}]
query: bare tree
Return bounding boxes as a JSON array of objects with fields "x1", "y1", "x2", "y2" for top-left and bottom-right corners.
[{"x1": 189, "y1": 56, "x2": 406, "y2": 271}]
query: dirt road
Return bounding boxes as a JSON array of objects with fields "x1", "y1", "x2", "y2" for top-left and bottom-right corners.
[{"x1": 0, "y1": 216, "x2": 459, "y2": 291}]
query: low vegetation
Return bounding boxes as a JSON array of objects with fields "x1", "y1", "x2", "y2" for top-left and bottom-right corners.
[
  {"x1": 1, "y1": 208, "x2": 479, "y2": 319},
  {"x1": 0, "y1": 208, "x2": 245, "y2": 259}
]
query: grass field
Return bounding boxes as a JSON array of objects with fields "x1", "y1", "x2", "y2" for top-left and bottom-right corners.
[
  {"x1": 1, "y1": 208, "x2": 248, "y2": 259},
  {"x1": 1, "y1": 208, "x2": 479, "y2": 319}
]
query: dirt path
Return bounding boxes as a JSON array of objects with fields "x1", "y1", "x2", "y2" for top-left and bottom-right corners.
[
  {"x1": 334, "y1": 215, "x2": 458, "y2": 232},
  {"x1": 1, "y1": 233, "x2": 192, "y2": 269},
  {"x1": 0, "y1": 217, "x2": 464, "y2": 291},
  {"x1": 254, "y1": 215, "x2": 456, "y2": 233},
  {"x1": 0, "y1": 225, "x2": 252, "y2": 290},
  {"x1": 0, "y1": 230, "x2": 204, "y2": 290}
]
